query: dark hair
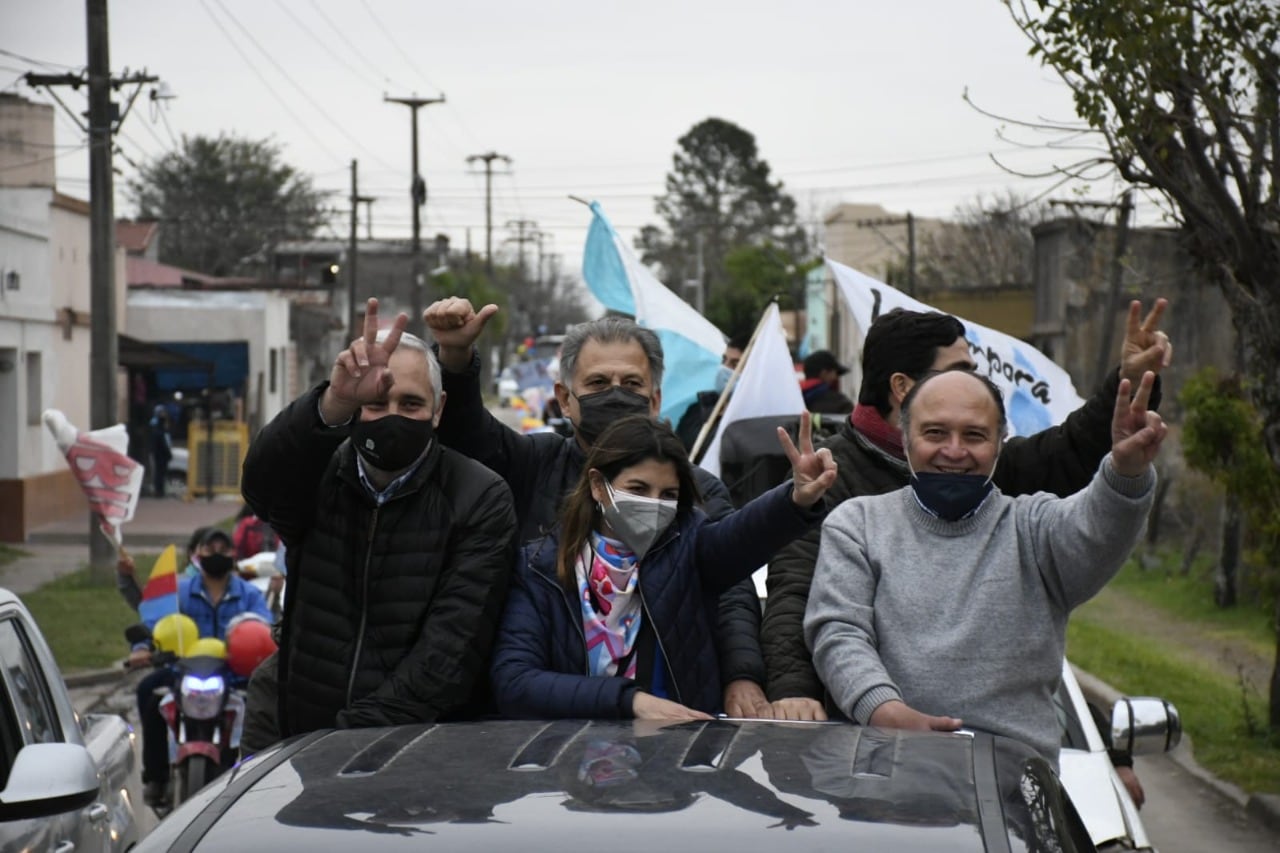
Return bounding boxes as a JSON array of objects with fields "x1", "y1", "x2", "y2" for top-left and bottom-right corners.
[
  {"x1": 858, "y1": 309, "x2": 967, "y2": 416},
  {"x1": 556, "y1": 415, "x2": 701, "y2": 584},
  {"x1": 560, "y1": 317, "x2": 664, "y2": 389},
  {"x1": 899, "y1": 368, "x2": 1008, "y2": 441},
  {"x1": 187, "y1": 526, "x2": 212, "y2": 558},
  {"x1": 726, "y1": 332, "x2": 751, "y2": 352}
]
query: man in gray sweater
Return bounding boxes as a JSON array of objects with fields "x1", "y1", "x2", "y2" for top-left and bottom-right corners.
[{"x1": 804, "y1": 367, "x2": 1165, "y2": 764}]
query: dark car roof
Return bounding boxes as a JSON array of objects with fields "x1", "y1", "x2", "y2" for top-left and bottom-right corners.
[{"x1": 141, "y1": 720, "x2": 1093, "y2": 853}]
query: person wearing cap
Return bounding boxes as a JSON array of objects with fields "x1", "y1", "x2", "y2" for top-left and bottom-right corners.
[
  {"x1": 800, "y1": 350, "x2": 855, "y2": 415},
  {"x1": 128, "y1": 526, "x2": 272, "y2": 808}
]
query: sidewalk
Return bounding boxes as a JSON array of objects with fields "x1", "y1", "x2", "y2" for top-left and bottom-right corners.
[{"x1": 0, "y1": 496, "x2": 240, "y2": 596}]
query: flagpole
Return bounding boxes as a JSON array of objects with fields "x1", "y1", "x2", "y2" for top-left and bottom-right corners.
[{"x1": 690, "y1": 300, "x2": 779, "y2": 465}]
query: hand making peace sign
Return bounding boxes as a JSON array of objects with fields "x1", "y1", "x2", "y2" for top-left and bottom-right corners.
[
  {"x1": 320, "y1": 298, "x2": 409, "y2": 424},
  {"x1": 779, "y1": 411, "x2": 838, "y2": 508}
]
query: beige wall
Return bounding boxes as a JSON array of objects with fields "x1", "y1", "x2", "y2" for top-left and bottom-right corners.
[{"x1": 0, "y1": 94, "x2": 56, "y2": 188}]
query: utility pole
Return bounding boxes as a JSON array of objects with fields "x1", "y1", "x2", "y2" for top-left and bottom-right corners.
[
  {"x1": 505, "y1": 219, "x2": 539, "y2": 281},
  {"x1": 853, "y1": 213, "x2": 916, "y2": 297},
  {"x1": 466, "y1": 151, "x2": 511, "y2": 275},
  {"x1": 28, "y1": 1, "x2": 160, "y2": 579},
  {"x1": 1095, "y1": 190, "x2": 1134, "y2": 388},
  {"x1": 504, "y1": 219, "x2": 538, "y2": 350},
  {"x1": 384, "y1": 94, "x2": 445, "y2": 334},
  {"x1": 358, "y1": 195, "x2": 376, "y2": 240},
  {"x1": 1047, "y1": 194, "x2": 1135, "y2": 387},
  {"x1": 348, "y1": 159, "x2": 359, "y2": 343}
]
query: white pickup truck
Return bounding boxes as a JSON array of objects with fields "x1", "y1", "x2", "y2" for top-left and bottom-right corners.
[{"x1": 0, "y1": 587, "x2": 139, "y2": 851}]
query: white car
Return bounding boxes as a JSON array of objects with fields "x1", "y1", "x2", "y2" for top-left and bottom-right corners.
[
  {"x1": 0, "y1": 588, "x2": 140, "y2": 851},
  {"x1": 1056, "y1": 662, "x2": 1179, "y2": 852}
]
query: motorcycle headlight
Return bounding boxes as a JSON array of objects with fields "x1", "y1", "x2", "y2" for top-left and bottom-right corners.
[{"x1": 180, "y1": 673, "x2": 225, "y2": 720}]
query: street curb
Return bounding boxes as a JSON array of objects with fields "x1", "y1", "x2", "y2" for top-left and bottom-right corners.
[
  {"x1": 64, "y1": 663, "x2": 130, "y2": 689},
  {"x1": 1071, "y1": 665, "x2": 1280, "y2": 831},
  {"x1": 27, "y1": 532, "x2": 190, "y2": 548}
]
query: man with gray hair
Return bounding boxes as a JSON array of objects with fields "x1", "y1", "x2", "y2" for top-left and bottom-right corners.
[
  {"x1": 242, "y1": 298, "x2": 516, "y2": 741},
  {"x1": 805, "y1": 367, "x2": 1165, "y2": 764},
  {"x1": 425, "y1": 297, "x2": 775, "y2": 717}
]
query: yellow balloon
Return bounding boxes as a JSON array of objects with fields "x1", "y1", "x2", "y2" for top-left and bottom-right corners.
[
  {"x1": 185, "y1": 637, "x2": 227, "y2": 660},
  {"x1": 153, "y1": 614, "x2": 199, "y2": 655}
]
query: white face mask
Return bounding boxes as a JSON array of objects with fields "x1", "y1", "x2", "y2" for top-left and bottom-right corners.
[{"x1": 601, "y1": 482, "x2": 678, "y2": 560}]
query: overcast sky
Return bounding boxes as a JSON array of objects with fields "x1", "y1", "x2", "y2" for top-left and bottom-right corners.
[{"x1": 4, "y1": 0, "x2": 1146, "y2": 287}]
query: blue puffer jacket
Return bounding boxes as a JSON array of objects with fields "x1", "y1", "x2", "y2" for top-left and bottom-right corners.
[{"x1": 490, "y1": 482, "x2": 823, "y2": 718}]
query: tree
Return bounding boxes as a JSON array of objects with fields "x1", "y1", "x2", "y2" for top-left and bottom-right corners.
[
  {"x1": 1007, "y1": 0, "x2": 1280, "y2": 729},
  {"x1": 638, "y1": 118, "x2": 809, "y2": 312},
  {"x1": 129, "y1": 134, "x2": 326, "y2": 275},
  {"x1": 916, "y1": 192, "x2": 1051, "y2": 291}
]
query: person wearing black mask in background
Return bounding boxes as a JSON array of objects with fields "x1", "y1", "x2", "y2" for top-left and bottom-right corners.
[
  {"x1": 240, "y1": 299, "x2": 516, "y2": 743},
  {"x1": 127, "y1": 527, "x2": 272, "y2": 807},
  {"x1": 426, "y1": 300, "x2": 776, "y2": 719}
]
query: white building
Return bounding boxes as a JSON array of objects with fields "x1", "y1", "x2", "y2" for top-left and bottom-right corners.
[
  {"x1": 0, "y1": 94, "x2": 126, "y2": 542},
  {"x1": 126, "y1": 289, "x2": 295, "y2": 433}
]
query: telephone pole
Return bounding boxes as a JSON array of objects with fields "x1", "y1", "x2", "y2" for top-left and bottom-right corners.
[
  {"x1": 466, "y1": 151, "x2": 511, "y2": 276},
  {"x1": 854, "y1": 212, "x2": 916, "y2": 297},
  {"x1": 384, "y1": 94, "x2": 445, "y2": 333},
  {"x1": 27, "y1": 0, "x2": 160, "y2": 578},
  {"x1": 348, "y1": 159, "x2": 359, "y2": 343},
  {"x1": 505, "y1": 219, "x2": 539, "y2": 280}
]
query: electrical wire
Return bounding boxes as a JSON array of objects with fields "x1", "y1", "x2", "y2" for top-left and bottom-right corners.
[
  {"x1": 274, "y1": 0, "x2": 384, "y2": 91},
  {"x1": 308, "y1": 0, "x2": 404, "y2": 90},
  {"x1": 357, "y1": 0, "x2": 443, "y2": 94},
  {"x1": 0, "y1": 145, "x2": 87, "y2": 172},
  {"x1": 196, "y1": 0, "x2": 345, "y2": 166},
  {"x1": 212, "y1": 0, "x2": 399, "y2": 172},
  {"x1": 0, "y1": 47, "x2": 79, "y2": 70}
]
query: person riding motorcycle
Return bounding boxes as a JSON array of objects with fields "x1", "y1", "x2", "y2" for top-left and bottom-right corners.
[{"x1": 128, "y1": 528, "x2": 272, "y2": 808}]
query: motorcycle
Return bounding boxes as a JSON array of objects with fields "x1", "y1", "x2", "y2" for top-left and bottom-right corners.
[{"x1": 125, "y1": 618, "x2": 259, "y2": 813}]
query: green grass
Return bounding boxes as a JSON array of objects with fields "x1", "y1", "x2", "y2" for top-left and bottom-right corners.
[
  {"x1": 23, "y1": 552, "x2": 161, "y2": 672},
  {"x1": 1068, "y1": 558, "x2": 1280, "y2": 795},
  {"x1": 0, "y1": 544, "x2": 29, "y2": 569},
  {"x1": 1113, "y1": 556, "x2": 1275, "y2": 658}
]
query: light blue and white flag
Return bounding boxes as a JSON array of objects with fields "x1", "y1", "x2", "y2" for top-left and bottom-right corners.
[
  {"x1": 827, "y1": 258, "x2": 1084, "y2": 437},
  {"x1": 582, "y1": 202, "x2": 725, "y2": 423},
  {"x1": 699, "y1": 303, "x2": 804, "y2": 479}
]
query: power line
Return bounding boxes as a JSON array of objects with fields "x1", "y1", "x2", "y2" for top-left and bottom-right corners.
[
  {"x1": 308, "y1": 0, "x2": 403, "y2": 90},
  {"x1": 0, "y1": 145, "x2": 87, "y2": 172},
  {"x1": 211, "y1": 0, "x2": 398, "y2": 172},
  {"x1": 196, "y1": 0, "x2": 344, "y2": 165},
  {"x1": 0, "y1": 47, "x2": 79, "y2": 70},
  {"x1": 274, "y1": 0, "x2": 383, "y2": 91},
  {"x1": 358, "y1": 0, "x2": 442, "y2": 93}
]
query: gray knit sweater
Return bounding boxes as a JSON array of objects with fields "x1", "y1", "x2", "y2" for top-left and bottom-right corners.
[{"x1": 804, "y1": 454, "x2": 1154, "y2": 763}]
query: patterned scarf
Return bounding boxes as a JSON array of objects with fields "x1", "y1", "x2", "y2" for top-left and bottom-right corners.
[{"x1": 575, "y1": 531, "x2": 643, "y2": 678}]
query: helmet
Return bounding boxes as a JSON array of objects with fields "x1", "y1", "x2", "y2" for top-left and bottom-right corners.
[
  {"x1": 152, "y1": 614, "x2": 198, "y2": 655},
  {"x1": 226, "y1": 617, "x2": 277, "y2": 678},
  {"x1": 186, "y1": 637, "x2": 227, "y2": 660}
]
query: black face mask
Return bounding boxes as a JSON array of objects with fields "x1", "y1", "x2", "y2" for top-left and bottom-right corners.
[
  {"x1": 909, "y1": 472, "x2": 994, "y2": 521},
  {"x1": 351, "y1": 414, "x2": 434, "y2": 472},
  {"x1": 572, "y1": 386, "x2": 651, "y2": 445},
  {"x1": 201, "y1": 553, "x2": 235, "y2": 580}
]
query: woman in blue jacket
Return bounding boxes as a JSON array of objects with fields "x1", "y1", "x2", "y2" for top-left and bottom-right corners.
[{"x1": 491, "y1": 414, "x2": 835, "y2": 721}]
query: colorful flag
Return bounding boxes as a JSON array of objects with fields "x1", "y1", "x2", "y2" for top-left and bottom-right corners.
[
  {"x1": 581, "y1": 202, "x2": 726, "y2": 423},
  {"x1": 698, "y1": 303, "x2": 804, "y2": 479},
  {"x1": 42, "y1": 409, "x2": 144, "y2": 548},
  {"x1": 138, "y1": 544, "x2": 180, "y2": 626},
  {"x1": 826, "y1": 259, "x2": 1085, "y2": 437}
]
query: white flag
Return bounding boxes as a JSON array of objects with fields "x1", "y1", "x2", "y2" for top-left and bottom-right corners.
[
  {"x1": 827, "y1": 259, "x2": 1084, "y2": 437},
  {"x1": 699, "y1": 303, "x2": 804, "y2": 479}
]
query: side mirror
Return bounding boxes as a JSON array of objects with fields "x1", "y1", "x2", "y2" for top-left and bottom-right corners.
[
  {"x1": 0, "y1": 742, "x2": 99, "y2": 820},
  {"x1": 1110, "y1": 696, "x2": 1182, "y2": 756}
]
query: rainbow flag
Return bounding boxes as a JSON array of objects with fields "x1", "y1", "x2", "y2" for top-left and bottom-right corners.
[{"x1": 139, "y1": 545, "x2": 180, "y2": 627}]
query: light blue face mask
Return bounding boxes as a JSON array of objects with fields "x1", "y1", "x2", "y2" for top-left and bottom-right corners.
[{"x1": 713, "y1": 364, "x2": 734, "y2": 393}]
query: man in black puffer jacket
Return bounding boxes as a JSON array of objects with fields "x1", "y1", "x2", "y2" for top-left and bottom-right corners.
[
  {"x1": 242, "y1": 300, "x2": 516, "y2": 738},
  {"x1": 427, "y1": 300, "x2": 774, "y2": 718}
]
